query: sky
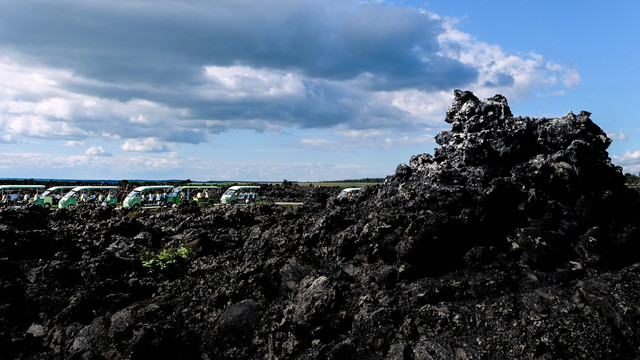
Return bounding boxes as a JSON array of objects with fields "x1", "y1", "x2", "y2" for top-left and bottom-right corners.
[{"x1": 0, "y1": 0, "x2": 638, "y2": 181}]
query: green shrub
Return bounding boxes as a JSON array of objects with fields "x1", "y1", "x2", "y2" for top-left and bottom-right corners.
[{"x1": 140, "y1": 242, "x2": 196, "y2": 276}]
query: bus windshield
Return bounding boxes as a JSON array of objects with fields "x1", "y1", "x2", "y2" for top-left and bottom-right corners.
[
  {"x1": 62, "y1": 190, "x2": 76, "y2": 199},
  {"x1": 126, "y1": 191, "x2": 140, "y2": 199}
]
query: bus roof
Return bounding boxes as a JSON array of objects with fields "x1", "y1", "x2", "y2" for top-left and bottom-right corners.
[
  {"x1": 174, "y1": 185, "x2": 219, "y2": 189},
  {"x1": 131, "y1": 185, "x2": 174, "y2": 191},
  {"x1": 45, "y1": 186, "x2": 77, "y2": 191},
  {"x1": 0, "y1": 185, "x2": 46, "y2": 190},
  {"x1": 341, "y1": 187, "x2": 362, "y2": 192},
  {"x1": 69, "y1": 186, "x2": 119, "y2": 191},
  {"x1": 226, "y1": 185, "x2": 260, "y2": 191}
]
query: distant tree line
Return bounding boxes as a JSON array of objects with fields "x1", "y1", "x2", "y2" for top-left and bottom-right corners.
[
  {"x1": 625, "y1": 173, "x2": 640, "y2": 186},
  {"x1": 324, "y1": 178, "x2": 385, "y2": 183}
]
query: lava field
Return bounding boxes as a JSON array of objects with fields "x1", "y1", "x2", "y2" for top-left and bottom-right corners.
[{"x1": 3, "y1": 90, "x2": 640, "y2": 359}]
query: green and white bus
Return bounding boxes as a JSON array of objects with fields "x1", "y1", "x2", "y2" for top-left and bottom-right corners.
[
  {"x1": 59, "y1": 186, "x2": 119, "y2": 209},
  {"x1": 164, "y1": 185, "x2": 220, "y2": 206},
  {"x1": 337, "y1": 187, "x2": 361, "y2": 200},
  {"x1": 122, "y1": 185, "x2": 174, "y2": 209},
  {"x1": 220, "y1": 185, "x2": 261, "y2": 204},
  {"x1": 32, "y1": 186, "x2": 77, "y2": 208},
  {"x1": 0, "y1": 185, "x2": 45, "y2": 208}
]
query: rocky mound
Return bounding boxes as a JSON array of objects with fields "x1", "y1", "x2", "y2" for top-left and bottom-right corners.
[
  {"x1": 360, "y1": 90, "x2": 640, "y2": 276},
  {"x1": 3, "y1": 90, "x2": 640, "y2": 360}
]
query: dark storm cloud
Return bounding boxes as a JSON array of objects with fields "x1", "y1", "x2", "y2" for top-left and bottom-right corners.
[{"x1": 0, "y1": 0, "x2": 475, "y2": 88}]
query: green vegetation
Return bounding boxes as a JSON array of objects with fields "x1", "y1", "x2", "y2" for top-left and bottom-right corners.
[
  {"x1": 324, "y1": 177, "x2": 385, "y2": 183},
  {"x1": 304, "y1": 178, "x2": 384, "y2": 188},
  {"x1": 140, "y1": 242, "x2": 196, "y2": 276},
  {"x1": 626, "y1": 173, "x2": 640, "y2": 187}
]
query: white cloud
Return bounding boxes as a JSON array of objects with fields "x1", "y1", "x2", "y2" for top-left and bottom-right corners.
[
  {"x1": 125, "y1": 152, "x2": 181, "y2": 170},
  {"x1": 383, "y1": 134, "x2": 434, "y2": 148},
  {"x1": 613, "y1": 150, "x2": 640, "y2": 165},
  {"x1": 4, "y1": 114, "x2": 88, "y2": 138},
  {"x1": 0, "y1": 145, "x2": 393, "y2": 181},
  {"x1": 34, "y1": 97, "x2": 72, "y2": 120},
  {"x1": 386, "y1": 89, "x2": 452, "y2": 124},
  {"x1": 121, "y1": 137, "x2": 170, "y2": 153},
  {"x1": 611, "y1": 150, "x2": 640, "y2": 174},
  {"x1": 0, "y1": 151, "x2": 91, "y2": 171},
  {"x1": 300, "y1": 138, "x2": 343, "y2": 151},
  {"x1": 561, "y1": 67, "x2": 581, "y2": 88},
  {"x1": 0, "y1": 56, "x2": 72, "y2": 98},
  {"x1": 338, "y1": 128, "x2": 390, "y2": 138},
  {"x1": 0, "y1": 134, "x2": 13, "y2": 143},
  {"x1": 435, "y1": 15, "x2": 579, "y2": 101},
  {"x1": 198, "y1": 160, "x2": 376, "y2": 182},
  {"x1": 0, "y1": 150, "x2": 185, "y2": 178},
  {"x1": 129, "y1": 115, "x2": 150, "y2": 124},
  {"x1": 202, "y1": 66, "x2": 305, "y2": 99},
  {"x1": 85, "y1": 146, "x2": 111, "y2": 156},
  {"x1": 0, "y1": 58, "x2": 202, "y2": 144},
  {"x1": 607, "y1": 129, "x2": 627, "y2": 141},
  {"x1": 101, "y1": 133, "x2": 122, "y2": 141},
  {"x1": 63, "y1": 140, "x2": 86, "y2": 147},
  {"x1": 301, "y1": 130, "x2": 434, "y2": 151}
]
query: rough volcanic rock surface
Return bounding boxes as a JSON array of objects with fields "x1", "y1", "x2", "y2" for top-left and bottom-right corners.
[
  {"x1": 362, "y1": 90, "x2": 640, "y2": 276},
  {"x1": 3, "y1": 90, "x2": 640, "y2": 359}
]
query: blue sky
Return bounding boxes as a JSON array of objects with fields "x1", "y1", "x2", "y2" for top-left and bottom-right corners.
[{"x1": 0, "y1": 0, "x2": 638, "y2": 181}]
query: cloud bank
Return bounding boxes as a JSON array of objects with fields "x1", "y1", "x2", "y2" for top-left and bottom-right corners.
[{"x1": 0, "y1": 0, "x2": 579, "y2": 157}]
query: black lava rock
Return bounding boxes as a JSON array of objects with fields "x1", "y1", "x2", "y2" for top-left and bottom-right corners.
[{"x1": 3, "y1": 90, "x2": 640, "y2": 360}]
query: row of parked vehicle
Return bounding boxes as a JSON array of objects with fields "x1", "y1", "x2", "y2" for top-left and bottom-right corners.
[{"x1": 0, "y1": 184, "x2": 263, "y2": 209}]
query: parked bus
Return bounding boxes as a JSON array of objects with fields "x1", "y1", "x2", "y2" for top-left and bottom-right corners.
[
  {"x1": 32, "y1": 186, "x2": 77, "y2": 208},
  {"x1": 220, "y1": 185, "x2": 260, "y2": 204},
  {"x1": 0, "y1": 185, "x2": 45, "y2": 208},
  {"x1": 337, "y1": 187, "x2": 361, "y2": 200},
  {"x1": 122, "y1": 185, "x2": 174, "y2": 209},
  {"x1": 164, "y1": 185, "x2": 220, "y2": 206},
  {"x1": 59, "y1": 186, "x2": 119, "y2": 209}
]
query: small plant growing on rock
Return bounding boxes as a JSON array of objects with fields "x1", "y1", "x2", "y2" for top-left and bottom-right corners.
[
  {"x1": 126, "y1": 210, "x2": 144, "y2": 219},
  {"x1": 140, "y1": 241, "x2": 197, "y2": 276}
]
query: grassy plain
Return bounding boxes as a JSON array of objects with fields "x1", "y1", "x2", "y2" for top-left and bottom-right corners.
[
  {"x1": 302, "y1": 181, "x2": 382, "y2": 188},
  {"x1": 187, "y1": 180, "x2": 384, "y2": 188}
]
